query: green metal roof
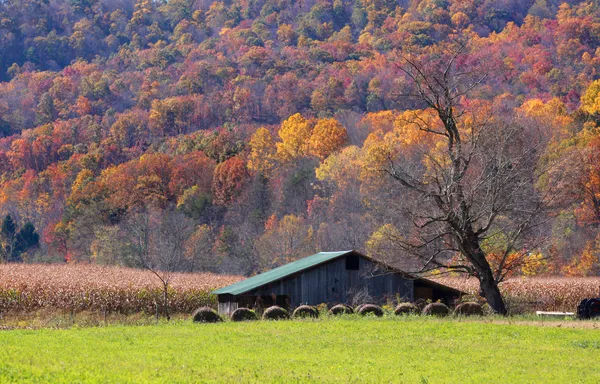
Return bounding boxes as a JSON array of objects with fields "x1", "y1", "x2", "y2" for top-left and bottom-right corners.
[{"x1": 212, "y1": 251, "x2": 354, "y2": 296}]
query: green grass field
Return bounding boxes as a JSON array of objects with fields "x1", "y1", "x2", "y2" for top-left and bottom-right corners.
[{"x1": 0, "y1": 317, "x2": 599, "y2": 383}]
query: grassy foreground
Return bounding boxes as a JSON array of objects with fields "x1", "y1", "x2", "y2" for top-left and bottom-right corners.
[{"x1": 0, "y1": 317, "x2": 599, "y2": 383}]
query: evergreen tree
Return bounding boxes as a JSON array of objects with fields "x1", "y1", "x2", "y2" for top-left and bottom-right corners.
[
  {"x1": 13, "y1": 221, "x2": 40, "y2": 261},
  {"x1": 0, "y1": 215, "x2": 16, "y2": 262}
]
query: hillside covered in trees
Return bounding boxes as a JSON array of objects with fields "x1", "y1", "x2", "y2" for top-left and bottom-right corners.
[{"x1": 1, "y1": 0, "x2": 600, "y2": 279}]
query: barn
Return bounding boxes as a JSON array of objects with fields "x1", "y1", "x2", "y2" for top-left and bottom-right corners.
[{"x1": 213, "y1": 250, "x2": 464, "y2": 315}]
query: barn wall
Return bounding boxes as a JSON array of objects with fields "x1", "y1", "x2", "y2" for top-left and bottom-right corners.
[
  {"x1": 241, "y1": 255, "x2": 414, "y2": 308},
  {"x1": 218, "y1": 301, "x2": 238, "y2": 314}
]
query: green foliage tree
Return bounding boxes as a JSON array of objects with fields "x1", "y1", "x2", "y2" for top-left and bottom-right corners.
[
  {"x1": 1, "y1": 216, "x2": 39, "y2": 262},
  {"x1": 14, "y1": 221, "x2": 40, "y2": 261},
  {"x1": 0, "y1": 215, "x2": 17, "y2": 262}
]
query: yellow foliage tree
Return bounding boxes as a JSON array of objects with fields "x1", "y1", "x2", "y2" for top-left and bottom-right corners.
[
  {"x1": 365, "y1": 223, "x2": 408, "y2": 267},
  {"x1": 276, "y1": 113, "x2": 313, "y2": 162},
  {"x1": 521, "y1": 252, "x2": 548, "y2": 276},
  {"x1": 451, "y1": 12, "x2": 469, "y2": 28},
  {"x1": 71, "y1": 169, "x2": 95, "y2": 195},
  {"x1": 518, "y1": 98, "x2": 574, "y2": 140},
  {"x1": 308, "y1": 118, "x2": 348, "y2": 160},
  {"x1": 392, "y1": 108, "x2": 443, "y2": 148},
  {"x1": 315, "y1": 146, "x2": 362, "y2": 189},
  {"x1": 184, "y1": 224, "x2": 216, "y2": 272},
  {"x1": 247, "y1": 127, "x2": 277, "y2": 175},
  {"x1": 277, "y1": 24, "x2": 297, "y2": 45},
  {"x1": 562, "y1": 238, "x2": 600, "y2": 276},
  {"x1": 256, "y1": 214, "x2": 314, "y2": 267},
  {"x1": 581, "y1": 79, "x2": 600, "y2": 115},
  {"x1": 362, "y1": 109, "x2": 444, "y2": 177},
  {"x1": 359, "y1": 110, "x2": 398, "y2": 134}
]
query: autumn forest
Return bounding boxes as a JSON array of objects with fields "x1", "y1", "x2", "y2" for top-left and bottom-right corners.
[{"x1": 1, "y1": 0, "x2": 600, "y2": 294}]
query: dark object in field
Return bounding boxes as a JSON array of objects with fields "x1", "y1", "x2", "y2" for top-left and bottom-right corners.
[
  {"x1": 454, "y1": 302, "x2": 483, "y2": 316},
  {"x1": 231, "y1": 307, "x2": 258, "y2": 322},
  {"x1": 577, "y1": 298, "x2": 600, "y2": 319},
  {"x1": 192, "y1": 307, "x2": 222, "y2": 323},
  {"x1": 358, "y1": 304, "x2": 384, "y2": 317},
  {"x1": 263, "y1": 306, "x2": 290, "y2": 320},
  {"x1": 293, "y1": 305, "x2": 319, "y2": 319},
  {"x1": 422, "y1": 302, "x2": 449, "y2": 317},
  {"x1": 394, "y1": 302, "x2": 419, "y2": 315},
  {"x1": 329, "y1": 304, "x2": 354, "y2": 315}
]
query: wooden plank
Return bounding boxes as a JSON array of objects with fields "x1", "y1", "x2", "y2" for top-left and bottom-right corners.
[{"x1": 536, "y1": 311, "x2": 575, "y2": 317}]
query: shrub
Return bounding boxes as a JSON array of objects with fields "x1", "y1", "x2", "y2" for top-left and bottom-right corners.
[
  {"x1": 394, "y1": 302, "x2": 419, "y2": 316},
  {"x1": 422, "y1": 302, "x2": 449, "y2": 317},
  {"x1": 192, "y1": 306, "x2": 222, "y2": 323},
  {"x1": 262, "y1": 306, "x2": 289, "y2": 320},
  {"x1": 358, "y1": 304, "x2": 384, "y2": 317},
  {"x1": 230, "y1": 307, "x2": 258, "y2": 322},
  {"x1": 292, "y1": 305, "x2": 319, "y2": 319},
  {"x1": 316, "y1": 303, "x2": 329, "y2": 315},
  {"x1": 329, "y1": 304, "x2": 354, "y2": 315},
  {"x1": 454, "y1": 302, "x2": 483, "y2": 316}
]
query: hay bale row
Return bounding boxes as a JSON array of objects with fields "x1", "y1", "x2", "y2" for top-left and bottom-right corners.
[
  {"x1": 192, "y1": 306, "x2": 222, "y2": 323},
  {"x1": 329, "y1": 304, "x2": 353, "y2": 315},
  {"x1": 454, "y1": 302, "x2": 484, "y2": 316},
  {"x1": 293, "y1": 305, "x2": 319, "y2": 318},
  {"x1": 231, "y1": 307, "x2": 258, "y2": 322},
  {"x1": 422, "y1": 302, "x2": 450, "y2": 316},
  {"x1": 263, "y1": 305, "x2": 289, "y2": 320},
  {"x1": 192, "y1": 302, "x2": 484, "y2": 323},
  {"x1": 394, "y1": 302, "x2": 419, "y2": 315},
  {"x1": 358, "y1": 304, "x2": 384, "y2": 317}
]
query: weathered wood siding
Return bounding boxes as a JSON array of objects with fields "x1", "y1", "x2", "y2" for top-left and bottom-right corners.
[
  {"x1": 218, "y1": 301, "x2": 238, "y2": 314},
  {"x1": 240, "y1": 255, "x2": 414, "y2": 308}
]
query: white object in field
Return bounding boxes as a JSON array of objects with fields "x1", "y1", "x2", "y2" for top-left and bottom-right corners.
[{"x1": 535, "y1": 311, "x2": 575, "y2": 317}]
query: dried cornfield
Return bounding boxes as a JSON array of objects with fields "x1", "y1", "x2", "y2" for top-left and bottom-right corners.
[
  {"x1": 0, "y1": 264, "x2": 242, "y2": 315},
  {"x1": 1, "y1": 264, "x2": 597, "y2": 316},
  {"x1": 436, "y1": 277, "x2": 600, "y2": 313}
]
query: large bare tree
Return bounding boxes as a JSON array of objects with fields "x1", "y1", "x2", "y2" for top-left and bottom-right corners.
[{"x1": 375, "y1": 46, "x2": 555, "y2": 314}]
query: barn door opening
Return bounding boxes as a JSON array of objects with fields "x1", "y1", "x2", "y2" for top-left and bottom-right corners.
[
  {"x1": 266, "y1": 294, "x2": 290, "y2": 309},
  {"x1": 247, "y1": 295, "x2": 291, "y2": 311},
  {"x1": 345, "y1": 254, "x2": 360, "y2": 270},
  {"x1": 232, "y1": 295, "x2": 291, "y2": 315}
]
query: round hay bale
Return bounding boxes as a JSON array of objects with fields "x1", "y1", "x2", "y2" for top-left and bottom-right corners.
[
  {"x1": 454, "y1": 302, "x2": 483, "y2": 316},
  {"x1": 414, "y1": 298, "x2": 427, "y2": 311},
  {"x1": 192, "y1": 307, "x2": 222, "y2": 323},
  {"x1": 358, "y1": 304, "x2": 384, "y2": 317},
  {"x1": 355, "y1": 304, "x2": 366, "y2": 313},
  {"x1": 230, "y1": 307, "x2": 259, "y2": 322},
  {"x1": 422, "y1": 302, "x2": 450, "y2": 317},
  {"x1": 394, "y1": 302, "x2": 419, "y2": 316},
  {"x1": 329, "y1": 304, "x2": 354, "y2": 315},
  {"x1": 292, "y1": 305, "x2": 319, "y2": 319},
  {"x1": 262, "y1": 306, "x2": 290, "y2": 320}
]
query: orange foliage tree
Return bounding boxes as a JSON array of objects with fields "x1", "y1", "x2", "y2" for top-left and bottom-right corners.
[
  {"x1": 212, "y1": 156, "x2": 249, "y2": 205},
  {"x1": 308, "y1": 118, "x2": 348, "y2": 160}
]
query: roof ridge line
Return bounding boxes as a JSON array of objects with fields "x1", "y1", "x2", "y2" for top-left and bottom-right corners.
[{"x1": 212, "y1": 250, "x2": 355, "y2": 295}]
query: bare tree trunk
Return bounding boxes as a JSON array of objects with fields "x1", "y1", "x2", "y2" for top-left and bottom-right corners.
[
  {"x1": 479, "y1": 272, "x2": 507, "y2": 315},
  {"x1": 454, "y1": 215, "x2": 509, "y2": 314},
  {"x1": 461, "y1": 236, "x2": 507, "y2": 314},
  {"x1": 163, "y1": 283, "x2": 170, "y2": 321}
]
